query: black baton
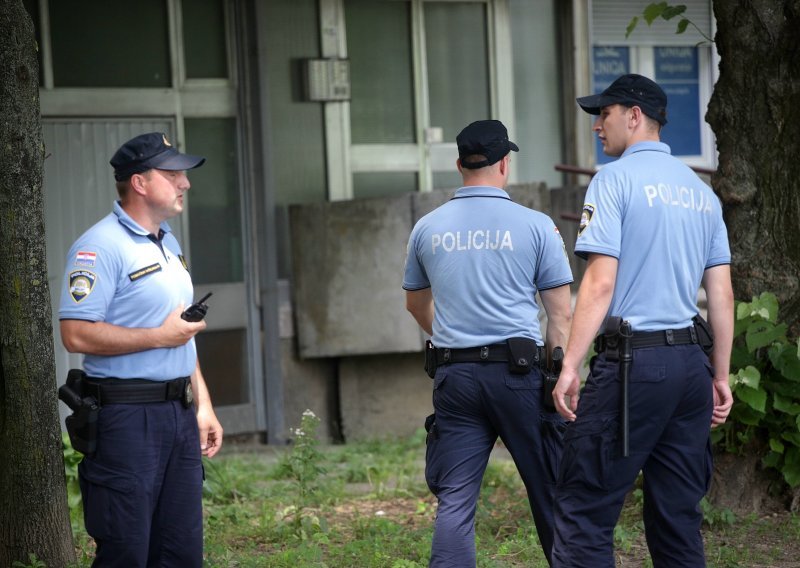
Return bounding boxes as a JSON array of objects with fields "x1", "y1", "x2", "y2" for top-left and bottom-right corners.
[{"x1": 620, "y1": 320, "x2": 633, "y2": 457}]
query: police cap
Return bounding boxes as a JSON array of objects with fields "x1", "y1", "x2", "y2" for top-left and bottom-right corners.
[
  {"x1": 456, "y1": 120, "x2": 519, "y2": 170},
  {"x1": 110, "y1": 132, "x2": 206, "y2": 181},
  {"x1": 576, "y1": 73, "x2": 668, "y2": 125}
]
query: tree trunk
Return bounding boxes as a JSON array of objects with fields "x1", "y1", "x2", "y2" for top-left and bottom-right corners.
[
  {"x1": 0, "y1": 1, "x2": 76, "y2": 565},
  {"x1": 707, "y1": 1, "x2": 800, "y2": 334}
]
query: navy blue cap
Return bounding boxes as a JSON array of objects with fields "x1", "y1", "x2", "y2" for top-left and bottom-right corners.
[
  {"x1": 110, "y1": 132, "x2": 206, "y2": 181},
  {"x1": 456, "y1": 120, "x2": 519, "y2": 169},
  {"x1": 577, "y1": 74, "x2": 668, "y2": 125}
]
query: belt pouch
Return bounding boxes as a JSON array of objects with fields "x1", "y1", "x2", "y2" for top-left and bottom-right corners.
[
  {"x1": 603, "y1": 316, "x2": 623, "y2": 362},
  {"x1": 692, "y1": 314, "x2": 715, "y2": 355},
  {"x1": 507, "y1": 337, "x2": 537, "y2": 374},
  {"x1": 424, "y1": 340, "x2": 437, "y2": 378}
]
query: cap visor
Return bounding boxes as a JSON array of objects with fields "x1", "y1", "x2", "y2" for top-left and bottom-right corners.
[
  {"x1": 509, "y1": 141, "x2": 519, "y2": 152},
  {"x1": 150, "y1": 152, "x2": 206, "y2": 171},
  {"x1": 576, "y1": 94, "x2": 604, "y2": 115}
]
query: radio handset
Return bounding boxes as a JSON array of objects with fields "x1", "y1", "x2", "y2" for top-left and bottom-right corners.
[{"x1": 181, "y1": 292, "x2": 213, "y2": 322}]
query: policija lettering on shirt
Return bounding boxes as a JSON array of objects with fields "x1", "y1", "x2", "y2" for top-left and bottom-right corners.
[
  {"x1": 644, "y1": 183, "x2": 714, "y2": 213},
  {"x1": 431, "y1": 230, "x2": 514, "y2": 254}
]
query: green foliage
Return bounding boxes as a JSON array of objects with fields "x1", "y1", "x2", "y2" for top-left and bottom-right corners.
[
  {"x1": 625, "y1": 2, "x2": 712, "y2": 44},
  {"x1": 62, "y1": 432, "x2": 83, "y2": 523},
  {"x1": 712, "y1": 292, "x2": 800, "y2": 488},
  {"x1": 699, "y1": 497, "x2": 735, "y2": 527},
  {"x1": 11, "y1": 553, "x2": 47, "y2": 568}
]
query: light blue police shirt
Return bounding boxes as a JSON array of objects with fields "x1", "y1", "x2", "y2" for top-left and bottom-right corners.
[
  {"x1": 575, "y1": 141, "x2": 731, "y2": 332},
  {"x1": 403, "y1": 186, "x2": 573, "y2": 348},
  {"x1": 59, "y1": 201, "x2": 196, "y2": 380}
]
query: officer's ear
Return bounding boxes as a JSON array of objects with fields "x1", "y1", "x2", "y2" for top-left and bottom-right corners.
[
  {"x1": 456, "y1": 158, "x2": 464, "y2": 174},
  {"x1": 128, "y1": 171, "x2": 150, "y2": 196}
]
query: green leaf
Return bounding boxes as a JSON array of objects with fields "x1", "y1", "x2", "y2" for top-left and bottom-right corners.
[
  {"x1": 784, "y1": 447, "x2": 800, "y2": 487},
  {"x1": 735, "y1": 385, "x2": 767, "y2": 413},
  {"x1": 781, "y1": 431, "x2": 800, "y2": 447},
  {"x1": 643, "y1": 2, "x2": 668, "y2": 25},
  {"x1": 745, "y1": 321, "x2": 787, "y2": 351},
  {"x1": 736, "y1": 302, "x2": 751, "y2": 321},
  {"x1": 733, "y1": 366, "x2": 761, "y2": 389},
  {"x1": 769, "y1": 438, "x2": 786, "y2": 453},
  {"x1": 774, "y1": 393, "x2": 800, "y2": 415},
  {"x1": 763, "y1": 451, "x2": 782, "y2": 468},
  {"x1": 626, "y1": 16, "x2": 640, "y2": 38},
  {"x1": 662, "y1": 5, "x2": 687, "y2": 20}
]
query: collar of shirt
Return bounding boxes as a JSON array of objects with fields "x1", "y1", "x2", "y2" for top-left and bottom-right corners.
[
  {"x1": 113, "y1": 200, "x2": 173, "y2": 238},
  {"x1": 451, "y1": 185, "x2": 511, "y2": 200},
  {"x1": 621, "y1": 140, "x2": 672, "y2": 159}
]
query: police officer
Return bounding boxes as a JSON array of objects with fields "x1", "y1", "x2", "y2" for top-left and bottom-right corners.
[
  {"x1": 59, "y1": 132, "x2": 223, "y2": 567},
  {"x1": 551, "y1": 74, "x2": 734, "y2": 566},
  {"x1": 403, "y1": 119, "x2": 573, "y2": 567}
]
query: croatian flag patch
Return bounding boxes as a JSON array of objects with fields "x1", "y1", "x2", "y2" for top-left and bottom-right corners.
[{"x1": 75, "y1": 251, "x2": 97, "y2": 267}]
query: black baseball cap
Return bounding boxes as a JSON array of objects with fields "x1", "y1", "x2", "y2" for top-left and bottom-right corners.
[
  {"x1": 456, "y1": 120, "x2": 519, "y2": 169},
  {"x1": 110, "y1": 132, "x2": 206, "y2": 181},
  {"x1": 576, "y1": 74, "x2": 668, "y2": 125}
]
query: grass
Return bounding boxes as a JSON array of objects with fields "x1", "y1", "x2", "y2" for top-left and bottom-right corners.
[{"x1": 63, "y1": 426, "x2": 800, "y2": 568}]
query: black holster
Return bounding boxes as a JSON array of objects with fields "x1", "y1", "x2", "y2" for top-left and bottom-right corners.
[
  {"x1": 58, "y1": 369, "x2": 100, "y2": 457},
  {"x1": 692, "y1": 313, "x2": 715, "y2": 355},
  {"x1": 424, "y1": 340, "x2": 437, "y2": 378}
]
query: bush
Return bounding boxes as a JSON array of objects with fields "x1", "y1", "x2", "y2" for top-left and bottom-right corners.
[{"x1": 711, "y1": 292, "x2": 800, "y2": 488}]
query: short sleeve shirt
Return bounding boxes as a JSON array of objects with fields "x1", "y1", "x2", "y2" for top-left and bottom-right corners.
[
  {"x1": 575, "y1": 141, "x2": 731, "y2": 331},
  {"x1": 403, "y1": 186, "x2": 573, "y2": 347},
  {"x1": 58, "y1": 201, "x2": 196, "y2": 380}
]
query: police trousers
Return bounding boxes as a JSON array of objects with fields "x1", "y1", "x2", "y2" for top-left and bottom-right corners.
[
  {"x1": 78, "y1": 400, "x2": 203, "y2": 568},
  {"x1": 552, "y1": 345, "x2": 714, "y2": 568},
  {"x1": 425, "y1": 361, "x2": 566, "y2": 567}
]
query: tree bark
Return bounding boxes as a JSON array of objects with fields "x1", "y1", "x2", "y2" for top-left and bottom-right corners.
[
  {"x1": 707, "y1": 0, "x2": 800, "y2": 334},
  {"x1": 0, "y1": 1, "x2": 76, "y2": 565}
]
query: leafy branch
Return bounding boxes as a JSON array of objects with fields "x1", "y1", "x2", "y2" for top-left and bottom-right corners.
[{"x1": 626, "y1": 2, "x2": 714, "y2": 44}]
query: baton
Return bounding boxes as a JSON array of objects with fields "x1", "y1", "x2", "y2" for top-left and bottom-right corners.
[{"x1": 620, "y1": 320, "x2": 633, "y2": 457}]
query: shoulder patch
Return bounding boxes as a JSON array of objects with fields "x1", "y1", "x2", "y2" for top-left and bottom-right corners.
[
  {"x1": 578, "y1": 203, "x2": 596, "y2": 237},
  {"x1": 178, "y1": 255, "x2": 189, "y2": 272},
  {"x1": 75, "y1": 250, "x2": 97, "y2": 267},
  {"x1": 129, "y1": 263, "x2": 163, "y2": 281},
  {"x1": 69, "y1": 270, "x2": 96, "y2": 303}
]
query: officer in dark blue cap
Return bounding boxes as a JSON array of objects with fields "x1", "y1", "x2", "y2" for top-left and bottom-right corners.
[
  {"x1": 59, "y1": 132, "x2": 222, "y2": 567},
  {"x1": 550, "y1": 74, "x2": 734, "y2": 567},
  {"x1": 404, "y1": 119, "x2": 573, "y2": 566}
]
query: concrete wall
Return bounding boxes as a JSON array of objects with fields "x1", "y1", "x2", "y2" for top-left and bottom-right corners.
[{"x1": 286, "y1": 183, "x2": 576, "y2": 441}]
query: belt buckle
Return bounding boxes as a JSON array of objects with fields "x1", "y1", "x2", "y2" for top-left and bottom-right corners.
[
  {"x1": 443, "y1": 348, "x2": 451, "y2": 363},
  {"x1": 665, "y1": 329, "x2": 674, "y2": 345},
  {"x1": 480, "y1": 346, "x2": 489, "y2": 360}
]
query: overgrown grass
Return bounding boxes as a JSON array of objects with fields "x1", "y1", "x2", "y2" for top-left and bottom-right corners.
[{"x1": 63, "y1": 427, "x2": 800, "y2": 568}]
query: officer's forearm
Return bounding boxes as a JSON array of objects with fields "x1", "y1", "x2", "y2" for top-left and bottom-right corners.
[
  {"x1": 406, "y1": 288, "x2": 434, "y2": 336},
  {"x1": 563, "y1": 255, "x2": 617, "y2": 370},
  {"x1": 540, "y1": 284, "x2": 573, "y2": 351},
  {"x1": 61, "y1": 319, "x2": 166, "y2": 355},
  {"x1": 702, "y1": 264, "x2": 734, "y2": 379}
]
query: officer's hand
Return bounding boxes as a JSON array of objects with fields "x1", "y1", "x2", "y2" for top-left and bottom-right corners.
[
  {"x1": 159, "y1": 304, "x2": 206, "y2": 347},
  {"x1": 554, "y1": 366, "x2": 580, "y2": 421},
  {"x1": 197, "y1": 405, "x2": 223, "y2": 458},
  {"x1": 711, "y1": 376, "x2": 733, "y2": 427}
]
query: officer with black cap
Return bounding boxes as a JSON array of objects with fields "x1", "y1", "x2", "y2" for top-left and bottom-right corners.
[
  {"x1": 59, "y1": 132, "x2": 223, "y2": 567},
  {"x1": 550, "y1": 74, "x2": 734, "y2": 566},
  {"x1": 403, "y1": 119, "x2": 573, "y2": 566}
]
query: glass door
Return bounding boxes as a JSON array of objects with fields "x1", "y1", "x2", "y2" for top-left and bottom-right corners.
[{"x1": 342, "y1": 0, "x2": 508, "y2": 198}]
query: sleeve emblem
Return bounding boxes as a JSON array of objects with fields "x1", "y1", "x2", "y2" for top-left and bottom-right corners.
[
  {"x1": 578, "y1": 203, "x2": 596, "y2": 236},
  {"x1": 69, "y1": 270, "x2": 97, "y2": 303}
]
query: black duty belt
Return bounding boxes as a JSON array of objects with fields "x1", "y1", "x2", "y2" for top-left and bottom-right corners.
[
  {"x1": 83, "y1": 377, "x2": 191, "y2": 405},
  {"x1": 595, "y1": 326, "x2": 698, "y2": 353},
  {"x1": 433, "y1": 343, "x2": 544, "y2": 367}
]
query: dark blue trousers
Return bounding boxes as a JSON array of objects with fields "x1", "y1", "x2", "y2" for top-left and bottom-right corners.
[
  {"x1": 79, "y1": 400, "x2": 204, "y2": 567},
  {"x1": 425, "y1": 362, "x2": 566, "y2": 567},
  {"x1": 552, "y1": 345, "x2": 713, "y2": 567}
]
